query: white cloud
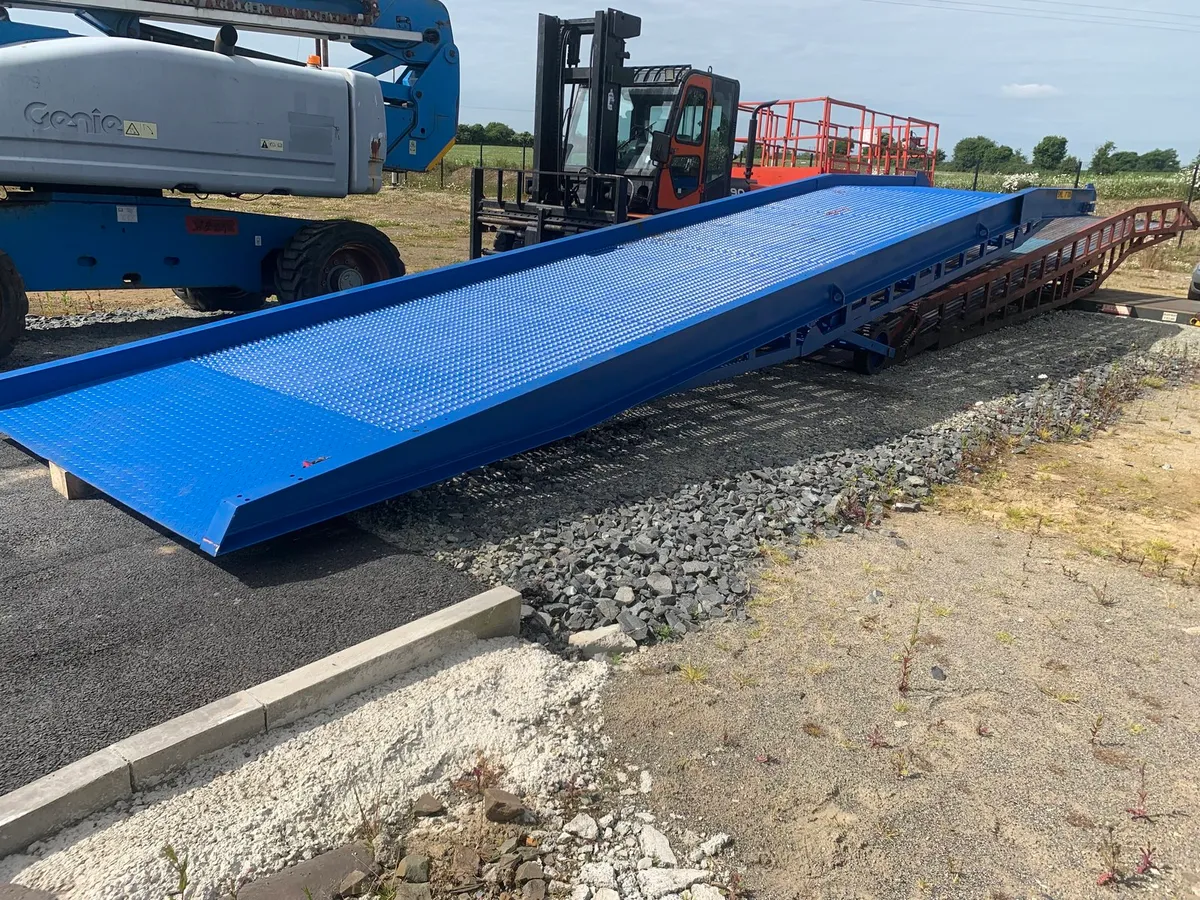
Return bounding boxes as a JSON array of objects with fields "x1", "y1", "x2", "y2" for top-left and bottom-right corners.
[{"x1": 1001, "y1": 83, "x2": 1061, "y2": 99}]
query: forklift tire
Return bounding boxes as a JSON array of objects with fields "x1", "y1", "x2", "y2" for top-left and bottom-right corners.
[
  {"x1": 493, "y1": 230, "x2": 526, "y2": 254},
  {"x1": 0, "y1": 251, "x2": 29, "y2": 361},
  {"x1": 171, "y1": 287, "x2": 266, "y2": 313},
  {"x1": 275, "y1": 221, "x2": 405, "y2": 303}
]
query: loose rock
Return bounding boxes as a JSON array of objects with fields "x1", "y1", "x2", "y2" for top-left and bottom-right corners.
[
  {"x1": 397, "y1": 854, "x2": 430, "y2": 884},
  {"x1": 565, "y1": 813, "x2": 600, "y2": 841},
  {"x1": 638, "y1": 825, "x2": 677, "y2": 866},
  {"x1": 483, "y1": 788, "x2": 527, "y2": 823},
  {"x1": 412, "y1": 793, "x2": 445, "y2": 817}
]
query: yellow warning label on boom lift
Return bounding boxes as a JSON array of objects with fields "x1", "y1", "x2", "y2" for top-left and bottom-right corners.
[{"x1": 124, "y1": 120, "x2": 158, "y2": 140}]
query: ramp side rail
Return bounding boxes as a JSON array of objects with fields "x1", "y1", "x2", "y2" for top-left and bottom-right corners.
[{"x1": 889, "y1": 199, "x2": 1198, "y2": 360}]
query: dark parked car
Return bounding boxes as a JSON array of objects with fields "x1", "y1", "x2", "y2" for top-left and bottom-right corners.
[{"x1": 1191, "y1": 260, "x2": 1200, "y2": 301}]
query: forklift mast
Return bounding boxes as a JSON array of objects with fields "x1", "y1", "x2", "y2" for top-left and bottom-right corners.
[{"x1": 531, "y1": 8, "x2": 641, "y2": 203}]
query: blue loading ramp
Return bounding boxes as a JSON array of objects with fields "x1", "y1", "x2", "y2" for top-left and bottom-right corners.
[{"x1": 0, "y1": 175, "x2": 1094, "y2": 555}]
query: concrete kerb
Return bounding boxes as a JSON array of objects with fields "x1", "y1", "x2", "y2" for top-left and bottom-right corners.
[{"x1": 0, "y1": 586, "x2": 521, "y2": 858}]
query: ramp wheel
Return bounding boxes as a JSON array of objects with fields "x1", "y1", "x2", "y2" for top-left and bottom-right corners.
[
  {"x1": 275, "y1": 221, "x2": 405, "y2": 303},
  {"x1": 853, "y1": 330, "x2": 890, "y2": 376},
  {"x1": 171, "y1": 287, "x2": 266, "y2": 313},
  {"x1": 0, "y1": 251, "x2": 29, "y2": 360}
]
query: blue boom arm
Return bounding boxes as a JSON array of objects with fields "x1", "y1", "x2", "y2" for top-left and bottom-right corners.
[{"x1": 0, "y1": 0, "x2": 458, "y2": 172}]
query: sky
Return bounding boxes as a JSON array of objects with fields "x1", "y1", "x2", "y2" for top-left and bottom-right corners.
[{"x1": 11, "y1": 0, "x2": 1199, "y2": 163}]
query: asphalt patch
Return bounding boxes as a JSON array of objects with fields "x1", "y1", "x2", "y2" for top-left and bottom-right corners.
[{"x1": 0, "y1": 440, "x2": 483, "y2": 794}]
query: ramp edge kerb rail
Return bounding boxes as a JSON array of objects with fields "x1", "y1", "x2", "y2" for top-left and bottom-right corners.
[
  {"x1": 0, "y1": 174, "x2": 1088, "y2": 407},
  {"x1": 0, "y1": 177, "x2": 1097, "y2": 556}
]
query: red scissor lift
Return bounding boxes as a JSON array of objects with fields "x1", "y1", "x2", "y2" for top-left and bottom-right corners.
[{"x1": 734, "y1": 97, "x2": 941, "y2": 189}]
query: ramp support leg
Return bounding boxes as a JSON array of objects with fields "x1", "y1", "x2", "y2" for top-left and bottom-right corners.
[
  {"x1": 49, "y1": 462, "x2": 94, "y2": 500},
  {"x1": 841, "y1": 332, "x2": 896, "y2": 357}
]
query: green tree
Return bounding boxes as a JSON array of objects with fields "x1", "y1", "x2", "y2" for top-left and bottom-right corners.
[
  {"x1": 1136, "y1": 148, "x2": 1179, "y2": 171},
  {"x1": 483, "y1": 121, "x2": 517, "y2": 146},
  {"x1": 1091, "y1": 140, "x2": 1116, "y2": 175},
  {"x1": 935, "y1": 148, "x2": 947, "y2": 165},
  {"x1": 951, "y1": 135, "x2": 999, "y2": 169},
  {"x1": 1108, "y1": 150, "x2": 1139, "y2": 172},
  {"x1": 1031, "y1": 135, "x2": 1068, "y2": 170}
]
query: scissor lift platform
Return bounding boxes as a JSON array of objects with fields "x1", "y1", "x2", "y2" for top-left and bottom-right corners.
[{"x1": 0, "y1": 175, "x2": 1093, "y2": 555}]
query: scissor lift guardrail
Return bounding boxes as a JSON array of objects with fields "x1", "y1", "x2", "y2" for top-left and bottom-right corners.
[{"x1": 0, "y1": 175, "x2": 1094, "y2": 555}]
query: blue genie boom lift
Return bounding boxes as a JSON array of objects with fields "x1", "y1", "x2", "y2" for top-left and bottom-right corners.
[
  {"x1": 0, "y1": 0, "x2": 460, "y2": 356},
  {"x1": 0, "y1": 172, "x2": 1096, "y2": 555}
]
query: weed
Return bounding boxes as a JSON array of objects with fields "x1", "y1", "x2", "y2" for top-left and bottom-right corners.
[
  {"x1": 866, "y1": 725, "x2": 891, "y2": 749},
  {"x1": 1097, "y1": 825, "x2": 1123, "y2": 887},
  {"x1": 1135, "y1": 844, "x2": 1157, "y2": 876},
  {"x1": 732, "y1": 671, "x2": 759, "y2": 689},
  {"x1": 1038, "y1": 684, "x2": 1080, "y2": 704},
  {"x1": 655, "y1": 624, "x2": 679, "y2": 642},
  {"x1": 161, "y1": 845, "x2": 191, "y2": 899},
  {"x1": 932, "y1": 604, "x2": 953, "y2": 618},
  {"x1": 1090, "y1": 715, "x2": 1105, "y2": 746},
  {"x1": 1090, "y1": 580, "x2": 1115, "y2": 607},
  {"x1": 1141, "y1": 375, "x2": 1166, "y2": 389},
  {"x1": 1127, "y1": 762, "x2": 1152, "y2": 822},
  {"x1": 976, "y1": 722, "x2": 994, "y2": 738},
  {"x1": 721, "y1": 729, "x2": 742, "y2": 749},
  {"x1": 451, "y1": 753, "x2": 504, "y2": 797},
  {"x1": 1128, "y1": 722, "x2": 1147, "y2": 736},
  {"x1": 897, "y1": 649, "x2": 913, "y2": 696},
  {"x1": 802, "y1": 722, "x2": 825, "y2": 738},
  {"x1": 995, "y1": 630, "x2": 1015, "y2": 645},
  {"x1": 893, "y1": 700, "x2": 909, "y2": 713},
  {"x1": 897, "y1": 601, "x2": 923, "y2": 696},
  {"x1": 679, "y1": 662, "x2": 709, "y2": 685},
  {"x1": 758, "y1": 543, "x2": 791, "y2": 566},
  {"x1": 806, "y1": 661, "x2": 832, "y2": 677},
  {"x1": 891, "y1": 750, "x2": 911, "y2": 779}
]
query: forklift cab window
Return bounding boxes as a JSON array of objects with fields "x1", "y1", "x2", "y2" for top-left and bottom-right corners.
[{"x1": 564, "y1": 86, "x2": 676, "y2": 176}]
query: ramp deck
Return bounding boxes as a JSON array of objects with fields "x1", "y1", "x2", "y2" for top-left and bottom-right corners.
[{"x1": 0, "y1": 175, "x2": 1093, "y2": 554}]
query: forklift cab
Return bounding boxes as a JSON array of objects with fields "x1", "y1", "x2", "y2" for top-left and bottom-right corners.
[{"x1": 561, "y1": 66, "x2": 740, "y2": 214}]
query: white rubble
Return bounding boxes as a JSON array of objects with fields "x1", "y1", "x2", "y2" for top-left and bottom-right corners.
[
  {"x1": 0, "y1": 640, "x2": 607, "y2": 900},
  {"x1": 565, "y1": 813, "x2": 600, "y2": 841},
  {"x1": 568, "y1": 625, "x2": 638, "y2": 658},
  {"x1": 637, "y1": 868, "x2": 710, "y2": 898},
  {"x1": 638, "y1": 825, "x2": 677, "y2": 866},
  {"x1": 577, "y1": 861, "x2": 617, "y2": 888}
]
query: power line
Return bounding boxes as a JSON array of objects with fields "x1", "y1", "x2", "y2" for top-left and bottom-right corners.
[
  {"x1": 1005, "y1": 0, "x2": 1200, "y2": 19},
  {"x1": 853, "y1": 0, "x2": 1200, "y2": 33}
]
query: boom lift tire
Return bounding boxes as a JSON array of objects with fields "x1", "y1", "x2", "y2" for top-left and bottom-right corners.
[
  {"x1": 275, "y1": 221, "x2": 405, "y2": 303},
  {"x1": 0, "y1": 251, "x2": 29, "y2": 361},
  {"x1": 171, "y1": 287, "x2": 267, "y2": 313}
]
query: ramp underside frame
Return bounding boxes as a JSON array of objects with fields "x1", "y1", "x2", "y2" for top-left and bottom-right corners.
[{"x1": 0, "y1": 175, "x2": 1095, "y2": 555}]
